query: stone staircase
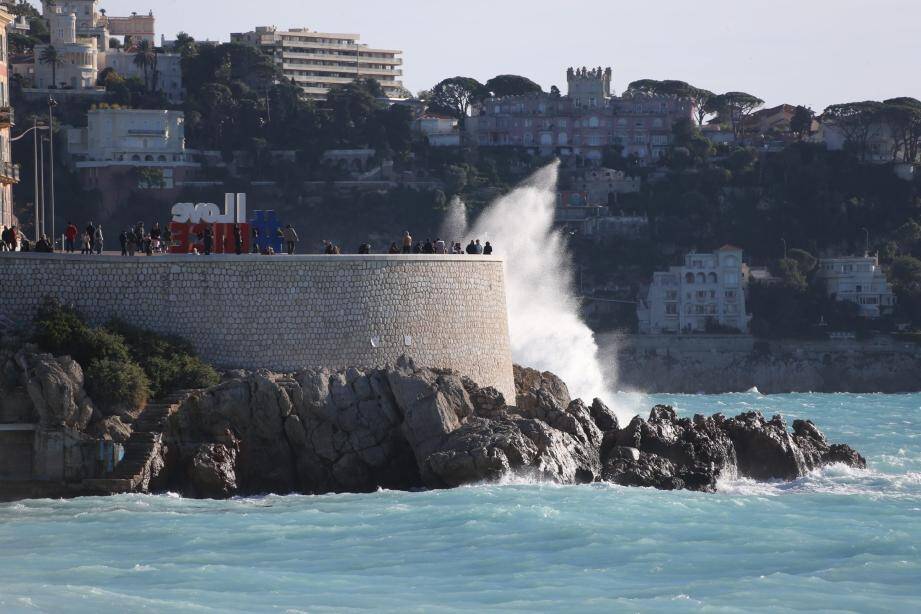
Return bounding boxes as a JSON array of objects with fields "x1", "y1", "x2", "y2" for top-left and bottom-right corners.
[{"x1": 83, "y1": 390, "x2": 198, "y2": 495}]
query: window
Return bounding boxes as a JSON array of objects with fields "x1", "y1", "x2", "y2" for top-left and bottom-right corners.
[
  {"x1": 665, "y1": 303, "x2": 678, "y2": 316},
  {"x1": 696, "y1": 273, "x2": 706, "y2": 284},
  {"x1": 708, "y1": 272, "x2": 718, "y2": 284},
  {"x1": 686, "y1": 273, "x2": 695, "y2": 284},
  {"x1": 588, "y1": 116, "x2": 600, "y2": 128}
]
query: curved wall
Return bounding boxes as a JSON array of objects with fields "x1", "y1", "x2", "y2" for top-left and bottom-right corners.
[{"x1": 0, "y1": 254, "x2": 516, "y2": 401}]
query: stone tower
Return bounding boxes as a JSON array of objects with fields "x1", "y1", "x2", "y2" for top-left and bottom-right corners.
[{"x1": 566, "y1": 66, "x2": 613, "y2": 109}]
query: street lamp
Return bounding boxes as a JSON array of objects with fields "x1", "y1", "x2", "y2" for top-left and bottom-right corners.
[
  {"x1": 861, "y1": 227, "x2": 869, "y2": 255},
  {"x1": 12, "y1": 121, "x2": 50, "y2": 241},
  {"x1": 780, "y1": 237, "x2": 787, "y2": 259},
  {"x1": 48, "y1": 97, "x2": 58, "y2": 243}
]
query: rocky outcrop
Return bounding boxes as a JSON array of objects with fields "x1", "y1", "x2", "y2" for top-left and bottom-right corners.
[
  {"x1": 153, "y1": 359, "x2": 865, "y2": 497},
  {"x1": 21, "y1": 352, "x2": 96, "y2": 431}
]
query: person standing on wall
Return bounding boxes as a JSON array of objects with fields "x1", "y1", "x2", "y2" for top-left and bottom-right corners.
[
  {"x1": 203, "y1": 225, "x2": 214, "y2": 256},
  {"x1": 233, "y1": 224, "x2": 243, "y2": 256},
  {"x1": 94, "y1": 225, "x2": 104, "y2": 255},
  {"x1": 86, "y1": 221, "x2": 96, "y2": 252},
  {"x1": 118, "y1": 229, "x2": 128, "y2": 256},
  {"x1": 251, "y1": 226, "x2": 260, "y2": 254},
  {"x1": 402, "y1": 231, "x2": 412, "y2": 254},
  {"x1": 282, "y1": 224, "x2": 299, "y2": 255},
  {"x1": 64, "y1": 222, "x2": 78, "y2": 254}
]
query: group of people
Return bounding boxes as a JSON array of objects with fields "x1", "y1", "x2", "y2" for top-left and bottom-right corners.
[
  {"x1": 2, "y1": 225, "x2": 54, "y2": 253},
  {"x1": 62, "y1": 221, "x2": 106, "y2": 255},
  {"x1": 382, "y1": 232, "x2": 493, "y2": 256}
]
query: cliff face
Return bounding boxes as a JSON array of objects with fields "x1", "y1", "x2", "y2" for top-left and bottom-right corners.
[
  {"x1": 151, "y1": 359, "x2": 864, "y2": 498},
  {"x1": 614, "y1": 335, "x2": 921, "y2": 394}
]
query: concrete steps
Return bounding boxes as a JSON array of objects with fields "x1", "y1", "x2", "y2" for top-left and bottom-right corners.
[{"x1": 82, "y1": 389, "x2": 201, "y2": 494}]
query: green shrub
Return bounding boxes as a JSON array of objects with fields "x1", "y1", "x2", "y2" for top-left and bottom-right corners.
[
  {"x1": 32, "y1": 300, "x2": 88, "y2": 355},
  {"x1": 144, "y1": 354, "x2": 220, "y2": 398},
  {"x1": 71, "y1": 327, "x2": 132, "y2": 366},
  {"x1": 85, "y1": 359, "x2": 150, "y2": 414}
]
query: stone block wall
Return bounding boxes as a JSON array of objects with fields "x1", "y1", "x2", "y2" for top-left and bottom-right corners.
[{"x1": 0, "y1": 254, "x2": 516, "y2": 401}]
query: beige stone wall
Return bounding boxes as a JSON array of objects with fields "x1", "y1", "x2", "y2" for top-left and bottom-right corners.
[{"x1": 0, "y1": 254, "x2": 516, "y2": 401}]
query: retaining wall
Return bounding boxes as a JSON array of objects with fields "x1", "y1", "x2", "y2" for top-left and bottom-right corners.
[{"x1": 0, "y1": 253, "x2": 516, "y2": 401}]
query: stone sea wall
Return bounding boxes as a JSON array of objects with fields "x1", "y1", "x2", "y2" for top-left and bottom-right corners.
[
  {"x1": 611, "y1": 334, "x2": 921, "y2": 394},
  {"x1": 0, "y1": 253, "x2": 516, "y2": 401}
]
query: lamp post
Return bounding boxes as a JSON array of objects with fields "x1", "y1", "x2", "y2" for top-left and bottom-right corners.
[
  {"x1": 48, "y1": 97, "x2": 58, "y2": 243},
  {"x1": 781, "y1": 237, "x2": 787, "y2": 260},
  {"x1": 39, "y1": 137, "x2": 46, "y2": 237},
  {"x1": 861, "y1": 227, "x2": 869, "y2": 255},
  {"x1": 11, "y1": 120, "x2": 50, "y2": 241}
]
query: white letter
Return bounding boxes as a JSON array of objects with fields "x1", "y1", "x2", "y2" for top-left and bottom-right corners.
[{"x1": 172, "y1": 202, "x2": 193, "y2": 223}]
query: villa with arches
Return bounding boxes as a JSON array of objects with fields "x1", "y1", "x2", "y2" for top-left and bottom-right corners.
[
  {"x1": 637, "y1": 245, "x2": 752, "y2": 334},
  {"x1": 65, "y1": 107, "x2": 199, "y2": 211}
]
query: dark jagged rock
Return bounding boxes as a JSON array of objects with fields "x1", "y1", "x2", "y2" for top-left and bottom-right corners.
[
  {"x1": 513, "y1": 365, "x2": 571, "y2": 411},
  {"x1": 143, "y1": 361, "x2": 866, "y2": 498}
]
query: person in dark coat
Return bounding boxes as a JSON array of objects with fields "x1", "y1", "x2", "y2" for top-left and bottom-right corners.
[
  {"x1": 483, "y1": 241, "x2": 493, "y2": 255},
  {"x1": 233, "y1": 224, "x2": 243, "y2": 255},
  {"x1": 203, "y1": 226, "x2": 214, "y2": 255}
]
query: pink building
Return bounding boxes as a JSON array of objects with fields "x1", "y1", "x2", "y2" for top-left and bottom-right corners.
[{"x1": 466, "y1": 67, "x2": 694, "y2": 164}]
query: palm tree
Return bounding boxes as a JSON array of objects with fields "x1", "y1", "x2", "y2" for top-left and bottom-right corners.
[
  {"x1": 39, "y1": 45, "x2": 62, "y2": 89},
  {"x1": 133, "y1": 40, "x2": 159, "y2": 91}
]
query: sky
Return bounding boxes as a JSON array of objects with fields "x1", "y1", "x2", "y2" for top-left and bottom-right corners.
[{"x1": 43, "y1": 0, "x2": 921, "y2": 111}]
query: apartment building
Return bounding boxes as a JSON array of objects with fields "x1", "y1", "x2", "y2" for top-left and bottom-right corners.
[
  {"x1": 466, "y1": 66, "x2": 695, "y2": 164},
  {"x1": 637, "y1": 246, "x2": 751, "y2": 334},
  {"x1": 231, "y1": 26, "x2": 404, "y2": 100},
  {"x1": 0, "y1": 8, "x2": 17, "y2": 229},
  {"x1": 815, "y1": 255, "x2": 897, "y2": 319}
]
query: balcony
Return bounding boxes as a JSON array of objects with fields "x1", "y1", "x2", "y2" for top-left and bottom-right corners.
[
  {"x1": 0, "y1": 107, "x2": 13, "y2": 128},
  {"x1": 0, "y1": 161, "x2": 21, "y2": 184}
]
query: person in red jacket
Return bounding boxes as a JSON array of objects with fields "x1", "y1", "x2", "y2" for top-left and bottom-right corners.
[{"x1": 64, "y1": 221, "x2": 78, "y2": 253}]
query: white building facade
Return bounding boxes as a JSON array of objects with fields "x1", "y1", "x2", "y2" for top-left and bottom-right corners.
[
  {"x1": 33, "y1": 1, "x2": 182, "y2": 102},
  {"x1": 815, "y1": 255, "x2": 896, "y2": 319},
  {"x1": 66, "y1": 108, "x2": 191, "y2": 173},
  {"x1": 637, "y1": 246, "x2": 751, "y2": 334},
  {"x1": 231, "y1": 26, "x2": 404, "y2": 100}
]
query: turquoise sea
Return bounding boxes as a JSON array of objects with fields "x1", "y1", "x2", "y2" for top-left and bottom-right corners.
[{"x1": 0, "y1": 393, "x2": 919, "y2": 613}]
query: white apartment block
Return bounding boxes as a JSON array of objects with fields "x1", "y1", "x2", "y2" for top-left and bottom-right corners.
[
  {"x1": 815, "y1": 255, "x2": 897, "y2": 319},
  {"x1": 637, "y1": 246, "x2": 751, "y2": 334},
  {"x1": 231, "y1": 26, "x2": 404, "y2": 100}
]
